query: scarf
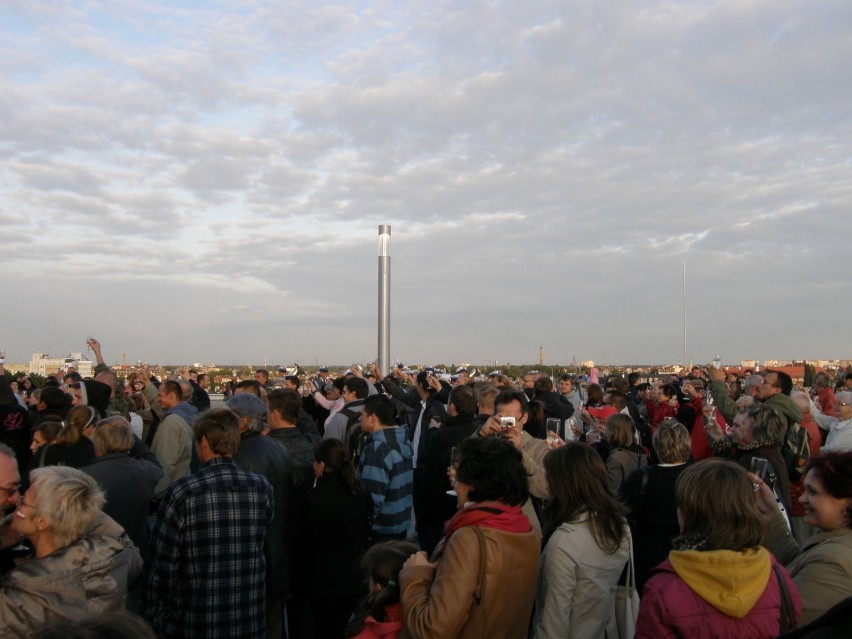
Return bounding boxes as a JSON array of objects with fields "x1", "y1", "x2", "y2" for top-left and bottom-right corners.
[
  {"x1": 443, "y1": 501, "x2": 531, "y2": 539},
  {"x1": 430, "y1": 501, "x2": 532, "y2": 559}
]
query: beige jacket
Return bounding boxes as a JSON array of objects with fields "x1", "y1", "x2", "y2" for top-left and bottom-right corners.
[
  {"x1": 400, "y1": 524, "x2": 539, "y2": 639},
  {"x1": 766, "y1": 512, "x2": 852, "y2": 625}
]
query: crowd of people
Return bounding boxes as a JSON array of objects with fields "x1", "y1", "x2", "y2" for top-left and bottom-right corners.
[{"x1": 0, "y1": 341, "x2": 851, "y2": 638}]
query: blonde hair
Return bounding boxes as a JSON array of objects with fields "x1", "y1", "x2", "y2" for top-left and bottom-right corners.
[
  {"x1": 606, "y1": 413, "x2": 636, "y2": 449},
  {"x1": 92, "y1": 416, "x2": 135, "y2": 455},
  {"x1": 55, "y1": 405, "x2": 98, "y2": 446},
  {"x1": 675, "y1": 459, "x2": 765, "y2": 550},
  {"x1": 29, "y1": 466, "x2": 105, "y2": 548},
  {"x1": 653, "y1": 419, "x2": 691, "y2": 464}
]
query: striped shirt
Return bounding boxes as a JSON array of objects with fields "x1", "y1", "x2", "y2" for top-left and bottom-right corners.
[{"x1": 358, "y1": 425, "x2": 414, "y2": 536}]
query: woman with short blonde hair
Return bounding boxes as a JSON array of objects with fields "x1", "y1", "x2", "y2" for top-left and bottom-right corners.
[{"x1": 1, "y1": 465, "x2": 142, "y2": 636}]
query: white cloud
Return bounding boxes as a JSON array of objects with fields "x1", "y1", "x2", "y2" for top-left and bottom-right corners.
[{"x1": 0, "y1": 0, "x2": 849, "y2": 366}]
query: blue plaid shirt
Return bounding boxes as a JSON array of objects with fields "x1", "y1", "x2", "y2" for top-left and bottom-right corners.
[{"x1": 140, "y1": 456, "x2": 274, "y2": 638}]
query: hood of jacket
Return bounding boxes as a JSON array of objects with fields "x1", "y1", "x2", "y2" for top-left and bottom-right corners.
[
  {"x1": 81, "y1": 379, "x2": 112, "y2": 416},
  {"x1": 668, "y1": 547, "x2": 771, "y2": 618},
  {"x1": 166, "y1": 401, "x2": 198, "y2": 424},
  {"x1": 764, "y1": 393, "x2": 803, "y2": 426}
]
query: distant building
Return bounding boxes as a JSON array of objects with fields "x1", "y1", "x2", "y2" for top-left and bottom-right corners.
[{"x1": 29, "y1": 351, "x2": 93, "y2": 377}]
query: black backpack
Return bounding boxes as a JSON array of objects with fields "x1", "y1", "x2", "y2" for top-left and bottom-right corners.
[{"x1": 339, "y1": 407, "x2": 367, "y2": 460}]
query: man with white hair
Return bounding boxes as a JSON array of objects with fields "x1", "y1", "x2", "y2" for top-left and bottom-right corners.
[
  {"x1": 742, "y1": 374, "x2": 765, "y2": 398},
  {"x1": 812, "y1": 390, "x2": 852, "y2": 452}
]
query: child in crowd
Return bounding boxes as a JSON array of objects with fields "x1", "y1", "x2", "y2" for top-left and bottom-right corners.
[{"x1": 345, "y1": 540, "x2": 418, "y2": 639}]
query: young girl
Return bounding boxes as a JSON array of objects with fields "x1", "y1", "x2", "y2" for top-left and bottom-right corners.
[{"x1": 345, "y1": 540, "x2": 419, "y2": 639}]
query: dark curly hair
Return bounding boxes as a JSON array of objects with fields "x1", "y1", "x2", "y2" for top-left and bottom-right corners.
[
  {"x1": 456, "y1": 436, "x2": 529, "y2": 506},
  {"x1": 806, "y1": 451, "x2": 852, "y2": 529}
]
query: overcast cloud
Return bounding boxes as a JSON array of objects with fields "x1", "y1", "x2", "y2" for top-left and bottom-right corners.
[{"x1": 1, "y1": 0, "x2": 850, "y2": 368}]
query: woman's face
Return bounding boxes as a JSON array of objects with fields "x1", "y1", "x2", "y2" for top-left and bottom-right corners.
[
  {"x1": 731, "y1": 413, "x2": 754, "y2": 445},
  {"x1": 800, "y1": 470, "x2": 850, "y2": 531},
  {"x1": 29, "y1": 432, "x2": 46, "y2": 455},
  {"x1": 456, "y1": 480, "x2": 471, "y2": 509},
  {"x1": 11, "y1": 483, "x2": 42, "y2": 539}
]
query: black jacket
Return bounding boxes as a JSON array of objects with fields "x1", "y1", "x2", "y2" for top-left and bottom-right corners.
[
  {"x1": 294, "y1": 473, "x2": 368, "y2": 599},
  {"x1": 234, "y1": 431, "x2": 295, "y2": 600}
]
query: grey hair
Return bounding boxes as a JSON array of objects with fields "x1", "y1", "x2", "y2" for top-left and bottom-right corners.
[
  {"x1": 92, "y1": 416, "x2": 135, "y2": 455},
  {"x1": 29, "y1": 466, "x2": 105, "y2": 548},
  {"x1": 735, "y1": 395, "x2": 755, "y2": 411},
  {"x1": 0, "y1": 442, "x2": 15, "y2": 459},
  {"x1": 243, "y1": 415, "x2": 265, "y2": 434},
  {"x1": 837, "y1": 391, "x2": 852, "y2": 407},
  {"x1": 744, "y1": 375, "x2": 764, "y2": 391},
  {"x1": 790, "y1": 391, "x2": 810, "y2": 411}
]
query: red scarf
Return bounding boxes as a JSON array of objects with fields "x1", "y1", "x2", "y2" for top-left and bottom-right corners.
[{"x1": 443, "y1": 501, "x2": 531, "y2": 538}]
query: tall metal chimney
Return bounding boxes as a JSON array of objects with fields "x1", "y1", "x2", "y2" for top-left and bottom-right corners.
[{"x1": 378, "y1": 225, "x2": 391, "y2": 374}]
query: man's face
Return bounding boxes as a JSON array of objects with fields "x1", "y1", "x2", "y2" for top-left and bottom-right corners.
[
  {"x1": 283, "y1": 379, "x2": 299, "y2": 391},
  {"x1": 0, "y1": 455, "x2": 21, "y2": 510},
  {"x1": 255, "y1": 372, "x2": 268, "y2": 385},
  {"x1": 522, "y1": 376, "x2": 535, "y2": 389},
  {"x1": 559, "y1": 379, "x2": 573, "y2": 395},
  {"x1": 159, "y1": 385, "x2": 179, "y2": 410},
  {"x1": 757, "y1": 373, "x2": 781, "y2": 400},
  {"x1": 70, "y1": 386, "x2": 83, "y2": 407},
  {"x1": 198, "y1": 375, "x2": 209, "y2": 389},
  {"x1": 494, "y1": 399, "x2": 527, "y2": 429},
  {"x1": 359, "y1": 410, "x2": 379, "y2": 433},
  {"x1": 456, "y1": 371, "x2": 470, "y2": 386}
]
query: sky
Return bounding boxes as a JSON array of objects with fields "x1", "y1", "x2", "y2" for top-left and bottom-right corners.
[{"x1": 1, "y1": 0, "x2": 850, "y2": 368}]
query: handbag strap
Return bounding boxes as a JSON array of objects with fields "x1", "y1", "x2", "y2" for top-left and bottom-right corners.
[
  {"x1": 471, "y1": 525, "x2": 486, "y2": 605},
  {"x1": 625, "y1": 530, "x2": 636, "y2": 592},
  {"x1": 772, "y1": 562, "x2": 796, "y2": 633}
]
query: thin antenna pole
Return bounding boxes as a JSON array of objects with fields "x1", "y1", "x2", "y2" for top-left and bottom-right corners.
[
  {"x1": 683, "y1": 261, "x2": 687, "y2": 367},
  {"x1": 378, "y1": 225, "x2": 391, "y2": 374}
]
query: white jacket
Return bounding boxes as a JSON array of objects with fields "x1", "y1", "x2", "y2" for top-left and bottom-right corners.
[{"x1": 533, "y1": 516, "x2": 630, "y2": 639}]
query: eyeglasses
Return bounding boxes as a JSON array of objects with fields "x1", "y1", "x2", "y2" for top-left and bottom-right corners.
[
  {"x1": 16, "y1": 494, "x2": 37, "y2": 510},
  {"x1": 1, "y1": 483, "x2": 22, "y2": 498}
]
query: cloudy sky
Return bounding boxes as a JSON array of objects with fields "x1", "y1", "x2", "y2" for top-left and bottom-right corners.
[{"x1": 2, "y1": 0, "x2": 849, "y2": 368}]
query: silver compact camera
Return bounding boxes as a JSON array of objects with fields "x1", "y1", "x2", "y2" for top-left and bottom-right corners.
[{"x1": 500, "y1": 416, "x2": 516, "y2": 430}]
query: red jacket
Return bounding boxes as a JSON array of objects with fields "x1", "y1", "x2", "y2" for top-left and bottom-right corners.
[
  {"x1": 651, "y1": 402, "x2": 678, "y2": 430},
  {"x1": 816, "y1": 386, "x2": 836, "y2": 418},
  {"x1": 636, "y1": 549, "x2": 800, "y2": 639},
  {"x1": 350, "y1": 604, "x2": 403, "y2": 639}
]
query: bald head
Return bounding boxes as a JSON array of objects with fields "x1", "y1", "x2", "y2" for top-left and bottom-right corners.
[{"x1": 95, "y1": 371, "x2": 118, "y2": 398}]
